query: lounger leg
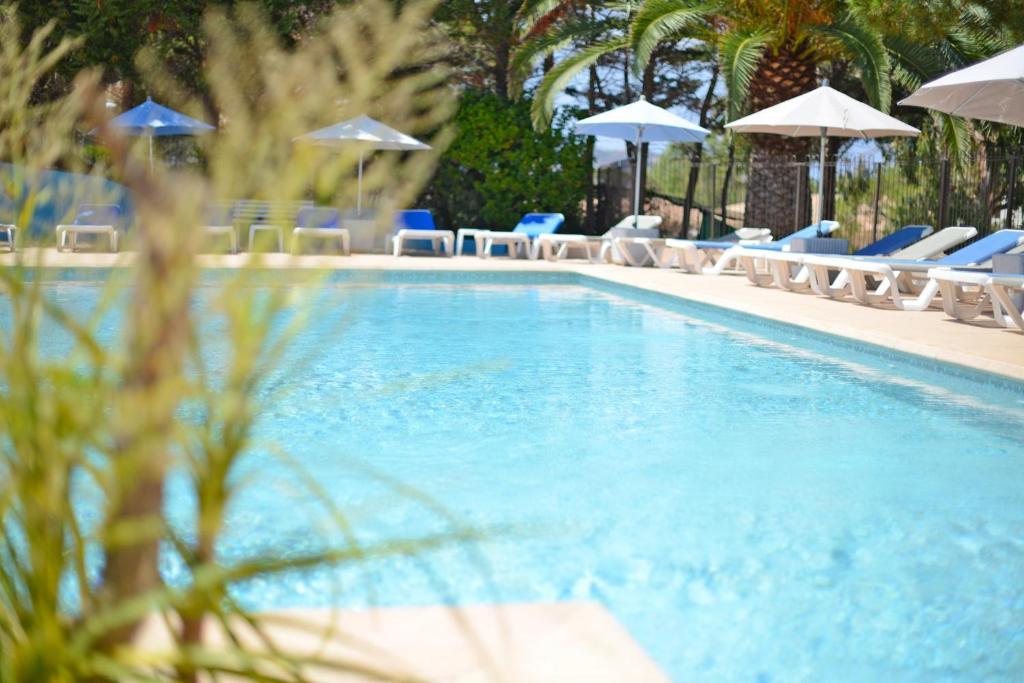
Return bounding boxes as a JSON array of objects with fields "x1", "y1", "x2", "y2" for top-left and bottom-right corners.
[
  {"x1": 739, "y1": 255, "x2": 772, "y2": 286},
  {"x1": 341, "y1": 232, "x2": 350, "y2": 255},
  {"x1": 989, "y1": 284, "x2": 1024, "y2": 330}
]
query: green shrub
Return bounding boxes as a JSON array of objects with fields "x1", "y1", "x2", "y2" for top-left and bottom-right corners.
[{"x1": 420, "y1": 90, "x2": 588, "y2": 230}]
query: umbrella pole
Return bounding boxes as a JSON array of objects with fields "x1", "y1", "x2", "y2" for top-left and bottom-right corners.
[
  {"x1": 632, "y1": 126, "x2": 643, "y2": 228},
  {"x1": 357, "y1": 152, "x2": 363, "y2": 217},
  {"x1": 817, "y1": 126, "x2": 826, "y2": 237},
  {"x1": 149, "y1": 135, "x2": 154, "y2": 175}
]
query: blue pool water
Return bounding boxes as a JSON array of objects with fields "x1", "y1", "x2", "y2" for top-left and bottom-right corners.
[{"x1": 23, "y1": 271, "x2": 1024, "y2": 681}]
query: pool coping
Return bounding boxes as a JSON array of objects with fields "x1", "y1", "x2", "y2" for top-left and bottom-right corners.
[
  {"x1": 133, "y1": 601, "x2": 670, "y2": 682},
  {"x1": 7, "y1": 248, "x2": 1023, "y2": 384}
]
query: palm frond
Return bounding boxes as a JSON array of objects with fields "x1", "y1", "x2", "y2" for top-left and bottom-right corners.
[
  {"x1": 886, "y1": 37, "x2": 946, "y2": 91},
  {"x1": 515, "y1": 0, "x2": 577, "y2": 39},
  {"x1": 509, "y1": 17, "x2": 608, "y2": 96},
  {"x1": 631, "y1": 0, "x2": 714, "y2": 72},
  {"x1": 531, "y1": 36, "x2": 629, "y2": 130},
  {"x1": 719, "y1": 29, "x2": 770, "y2": 120},
  {"x1": 812, "y1": 16, "x2": 891, "y2": 111},
  {"x1": 937, "y1": 112, "x2": 973, "y2": 164}
]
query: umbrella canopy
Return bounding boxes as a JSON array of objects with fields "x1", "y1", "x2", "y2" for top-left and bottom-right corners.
[
  {"x1": 899, "y1": 44, "x2": 1024, "y2": 127},
  {"x1": 296, "y1": 115, "x2": 430, "y2": 214},
  {"x1": 106, "y1": 97, "x2": 215, "y2": 137},
  {"x1": 726, "y1": 86, "x2": 920, "y2": 138},
  {"x1": 575, "y1": 99, "x2": 710, "y2": 228},
  {"x1": 726, "y1": 86, "x2": 919, "y2": 233},
  {"x1": 297, "y1": 115, "x2": 431, "y2": 151},
  {"x1": 99, "y1": 97, "x2": 215, "y2": 172},
  {"x1": 575, "y1": 98, "x2": 710, "y2": 144}
]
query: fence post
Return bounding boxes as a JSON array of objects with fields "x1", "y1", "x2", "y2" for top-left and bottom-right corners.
[
  {"x1": 1006, "y1": 156, "x2": 1019, "y2": 229},
  {"x1": 937, "y1": 157, "x2": 950, "y2": 229},
  {"x1": 871, "y1": 161, "x2": 882, "y2": 242},
  {"x1": 794, "y1": 161, "x2": 803, "y2": 232},
  {"x1": 710, "y1": 163, "x2": 717, "y2": 238}
]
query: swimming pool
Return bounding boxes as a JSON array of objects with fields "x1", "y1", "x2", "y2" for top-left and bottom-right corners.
[{"x1": 29, "y1": 270, "x2": 1024, "y2": 681}]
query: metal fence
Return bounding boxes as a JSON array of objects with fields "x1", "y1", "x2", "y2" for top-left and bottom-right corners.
[{"x1": 598, "y1": 150, "x2": 1024, "y2": 250}]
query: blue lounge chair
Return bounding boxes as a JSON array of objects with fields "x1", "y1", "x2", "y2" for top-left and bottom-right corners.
[
  {"x1": 391, "y1": 209, "x2": 455, "y2": 257},
  {"x1": 0, "y1": 222, "x2": 15, "y2": 252},
  {"x1": 736, "y1": 224, "x2": 935, "y2": 289},
  {"x1": 292, "y1": 207, "x2": 349, "y2": 255},
  {"x1": 478, "y1": 213, "x2": 565, "y2": 259},
  {"x1": 55, "y1": 204, "x2": 122, "y2": 252},
  {"x1": 803, "y1": 228, "x2": 1024, "y2": 310}
]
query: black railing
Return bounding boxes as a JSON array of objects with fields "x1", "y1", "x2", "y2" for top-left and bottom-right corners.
[{"x1": 597, "y1": 150, "x2": 1024, "y2": 249}]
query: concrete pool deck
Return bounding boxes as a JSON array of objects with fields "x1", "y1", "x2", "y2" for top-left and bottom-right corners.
[
  {"x1": 137, "y1": 602, "x2": 669, "y2": 682},
  {"x1": 7, "y1": 248, "x2": 1024, "y2": 381}
]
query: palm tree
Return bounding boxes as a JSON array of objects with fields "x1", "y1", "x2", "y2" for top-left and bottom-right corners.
[{"x1": 629, "y1": 0, "x2": 894, "y2": 232}]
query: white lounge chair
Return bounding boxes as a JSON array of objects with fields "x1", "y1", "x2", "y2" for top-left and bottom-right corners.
[
  {"x1": 613, "y1": 223, "x2": 769, "y2": 269},
  {"x1": 988, "y1": 274, "x2": 1024, "y2": 331},
  {"x1": 805, "y1": 226, "x2": 977, "y2": 299},
  {"x1": 802, "y1": 229, "x2": 1024, "y2": 310},
  {"x1": 536, "y1": 215, "x2": 663, "y2": 263},
  {"x1": 291, "y1": 207, "x2": 350, "y2": 255},
  {"x1": 667, "y1": 222, "x2": 838, "y2": 275},
  {"x1": 537, "y1": 233, "x2": 604, "y2": 262},
  {"x1": 55, "y1": 204, "x2": 122, "y2": 252},
  {"x1": 737, "y1": 225, "x2": 933, "y2": 291},
  {"x1": 599, "y1": 215, "x2": 665, "y2": 266},
  {"x1": 204, "y1": 204, "x2": 238, "y2": 253},
  {"x1": 927, "y1": 265, "x2": 1024, "y2": 331}
]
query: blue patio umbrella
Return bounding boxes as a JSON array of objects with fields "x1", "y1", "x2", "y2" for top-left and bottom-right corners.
[{"x1": 100, "y1": 97, "x2": 216, "y2": 172}]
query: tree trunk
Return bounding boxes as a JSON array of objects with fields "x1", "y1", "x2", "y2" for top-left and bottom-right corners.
[
  {"x1": 85, "y1": 87, "x2": 199, "y2": 659},
  {"x1": 635, "y1": 55, "x2": 657, "y2": 218},
  {"x1": 585, "y1": 63, "x2": 598, "y2": 232},
  {"x1": 683, "y1": 62, "x2": 720, "y2": 236},
  {"x1": 720, "y1": 137, "x2": 737, "y2": 232},
  {"x1": 743, "y1": 46, "x2": 817, "y2": 236},
  {"x1": 494, "y1": 39, "x2": 510, "y2": 98}
]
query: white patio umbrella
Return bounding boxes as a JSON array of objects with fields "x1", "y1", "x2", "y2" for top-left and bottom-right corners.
[
  {"x1": 900, "y1": 44, "x2": 1024, "y2": 126},
  {"x1": 296, "y1": 115, "x2": 430, "y2": 214},
  {"x1": 575, "y1": 98, "x2": 710, "y2": 229},
  {"x1": 726, "y1": 85, "x2": 919, "y2": 234}
]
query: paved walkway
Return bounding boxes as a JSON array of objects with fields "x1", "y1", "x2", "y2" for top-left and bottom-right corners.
[{"x1": 135, "y1": 602, "x2": 669, "y2": 682}]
